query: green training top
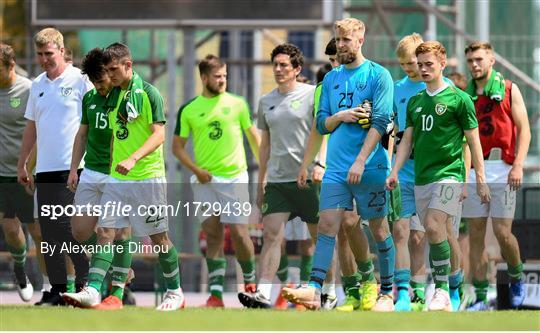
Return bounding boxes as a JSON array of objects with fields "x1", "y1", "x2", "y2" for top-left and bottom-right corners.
[
  {"x1": 80, "y1": 89, "x2": 112, "y2": 174},
  {"x1": 406, "y1": 85, "x2": 478, "y2": 185},
  {"x1": 107, "y1": 81, "x2": 166, "y2": 180},
  {"x1": 174, "y1": 92, "x2": 252, "y2": 178}
]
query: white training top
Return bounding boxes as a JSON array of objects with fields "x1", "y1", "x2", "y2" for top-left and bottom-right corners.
[{"x1": 25, "y1": 65, "x2": 93, "y2": 173}]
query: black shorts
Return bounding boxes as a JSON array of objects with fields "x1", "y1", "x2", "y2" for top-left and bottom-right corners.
[{"x1": 0, "y1": 176, "x2": 35, "y2": 223}]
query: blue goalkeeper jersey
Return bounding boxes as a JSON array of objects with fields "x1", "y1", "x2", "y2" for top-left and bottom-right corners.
[{"x1": 317, "y1": 60, "x2": 393, "y2": 173}]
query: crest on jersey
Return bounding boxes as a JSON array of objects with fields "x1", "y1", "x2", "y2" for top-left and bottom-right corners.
[
  {"x1": 435, "y1": 103, "x2": 447, "y2": 115},
  {"x1": 290, "y1": 100, "x2": 301, "y2": 109},
  {"x1": 9, "y1": 97, "x2": 21, "y2": 108},
  {"x1": 61, "y1": 87, "x2": 73, "y2": 96},
  {"x1": 356, "y1": 81, "x2": 367, "y2": 91},
  {"x1": 222, "y1": 107, "x2": 231, "y2": 115}
]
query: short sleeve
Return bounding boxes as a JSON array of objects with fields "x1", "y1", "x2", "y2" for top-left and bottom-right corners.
[
  {"x1": 257, "y1": 99, "x2": 268, "y2": 131},
  {"x1": 457, "y1": 94, "x2": 478, "y2": 130}
]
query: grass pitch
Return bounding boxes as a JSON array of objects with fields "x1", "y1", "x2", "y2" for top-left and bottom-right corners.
[{"x1": 1, "y1": 306, "x2": 539, "y2": 331}]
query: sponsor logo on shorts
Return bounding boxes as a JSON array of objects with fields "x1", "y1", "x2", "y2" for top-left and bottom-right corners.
[
  {"x1": 9, "y1": 97, "x2": 21, "y2": 108},
  {"x1": 261, "y1": 203, "x2": 268, "y2": 214}
]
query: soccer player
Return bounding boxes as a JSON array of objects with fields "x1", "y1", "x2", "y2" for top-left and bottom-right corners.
[
  {"x1": 17, "y1": 28, "x2": 92, "y2": 305},
  {"x1": 172, "y1": 54, "x2": 260, "y2": 308},
  {"x1": 387, "y1": 41, "x2": 490, "y2": 311},
  {"x1": 462, "y1": 41, "x2": 531, "y2": 310},
  {"x1": 282, "y1": 18, "x2": 396, "y2": 311},
  {"x1": 63, "y1": 43, "x2": 184, "y2": 311},
  {"x1": 66, "y1": 48, "x2": 132, "y2": 309},
  {"x1": 238, "y1": 43, "x2": 325, "y2": 309},
  {"x1": 0, "y1": 43, "x2": 44, "y2": 302},
  {"x1": 300, "y1": 37, "x2": 378, "y2": 312}
]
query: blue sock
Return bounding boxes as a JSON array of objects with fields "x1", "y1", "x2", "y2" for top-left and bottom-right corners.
[
  {"x1": 449, "y1": 270, "x2": 463, "y2": 291},
  {"x1": 377, "y1": 235, "x2": 395, "y2": 295},
  {"x1": 308, "y1": 233, "x2": 336, "y2": 290},
  {"x1": 395, "y1": 269, "x2": 411, "y2": 298}
]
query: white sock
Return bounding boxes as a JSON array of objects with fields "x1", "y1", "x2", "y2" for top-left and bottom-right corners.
[
  {"x1": 322, "y1": 283, "x2": 336, "y2": 297},
  {"x1": 42, "y1": 275, "x2": 51, "y2": 292},
  {"x1": 257, "y1": 279, "x2": 273, "y2": 300}
]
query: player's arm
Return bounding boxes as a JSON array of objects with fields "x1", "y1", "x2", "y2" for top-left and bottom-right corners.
[
  {"x1": 115, "y1": 122, "x2": 165, "y2": 176},
  {"x1": 298, "y1": 121, "x2": 324, "y2": 188},
  {"x1": 257, "y1": 129, "x2": 270, "y2": 208},
  {"x1": 171, "y1": 135, "x2": 211, "y2": 183},
  {"x1": 244, "y1": 125, "x2": 261, "y2": 163},
  {"x1": 67, "y1": 125, "x2": 89, "y2": 191},
  {"x1": 461, "y1": 139, "x2": 471, "y2": 201},
  {"x1": 508, "y1": 83, "x2": 531, "y2": 190},
  {"x1": 464, "y1": 128, "x2": 490, "y2": 203},
  {"x1": 386, "y1": 127, "x2": 413, "y2": 190},
  {"x1": 349, "y1": 69, "x2": 394, "y2": 184},
  {"x1": 17, "y1": 120, "x2": 37, "y2": 184}
]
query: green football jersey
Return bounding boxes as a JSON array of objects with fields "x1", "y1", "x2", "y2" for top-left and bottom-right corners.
[
  {"x1": 107, "y1": 81, "x2": 166, "y2": 181},
  {"x1": 80, "y1": 89, "x2": 112, "y2": 174},
  {"x1": 406, "y1": 85, "x2": 478, "y2": 185},
  {"x1": 174, "y1": 92, "x2": 252, "y2": 178}
]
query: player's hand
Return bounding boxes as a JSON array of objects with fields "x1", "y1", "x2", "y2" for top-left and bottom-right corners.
[
  {"x1": 67, "y1": 169, "x2": 79, "y2": 193},
  {"x1": 311, "y1": 165, "x2": 325, "y2": 184},
  {"x1": 347, "y1": 160, "x2": 365, "y2": 184},
  {"x1": 195, "y1": 169, "x2": 212, "y2": 184},
  {"x1": 507, "y1": 164, "x2": 523, "y2": 191},
  {"x1": 24, "y1": 173, "x2": 35, "y2": 196},
  {"x1": 256, "y1": 184, "x2": 265, "y2": 209},
  {"x1": 459, "y1": 183, "x2": 468, "y2": 202},
  {"x1": 297, "y1": 166, "x2": 309, "y2": 189},
  {"x1": 337, "y1": 107, "x2": 369, "y2": 123},
  {"x1": 386, "y1": 171, "x2": 399, "y2": 190},
  {"x1": 115, "y1": 157, "x2": 137, "y2": 176},
  {"x1": 17, "y1": 166, "x2": 30, "y2": 185},
  {"x1": 476, "y1": 178, "x2": 491, "y2": 204}
]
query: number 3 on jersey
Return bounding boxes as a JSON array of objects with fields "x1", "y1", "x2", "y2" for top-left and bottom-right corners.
[
  {"x1": 95, "y1": 112, "x2": 108, "y2": 129},
  {"x1": 421, "y1": 114, "x2": 433, "y2": 131}
]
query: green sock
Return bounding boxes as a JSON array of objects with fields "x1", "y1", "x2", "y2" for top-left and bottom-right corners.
[
  {"x1": 300, "y1": 255, "x2": 313, "y2": 283},
  {"x1": 410, "y1": 279, "x2": 426, "y2": 302},
  {"x1": 342, "y1": 273, "x2": 361, "y2": 300},
  {"x1": 473, "y1": 279, "x2": 489, "y2": 303},
  {"x1": 110, "y1": 239, "x2": 133, "y2": 299},
  {"x1": 508, "y1": 262, "x2": 523, "y2": 282},
  {"x1": 207, "y1": 258, "x2": 226, "y2": 299},
  {"x1": 8, "y1": 244, "x2": 26, "y2": 269},
  {"x1": 158, "y1": 246, "x2": 181, "y2": 290},
  {"x1": 357, "y1": 260, "x2": 375, "y2": 283},
  {"x1": 83, "y1": 232, "x2": 97, "y2": 246},
  {"x1": 238, "y1": 257, "x2": 256, "y2": 285},
  {"x1": 429, "y1": 240, "x2": 451, "y2": 292},
  {"x1": 88, "y1": 245, "x2": 114, "y2": 292},
  {"x1": 277, "y1": 254, "x2": 289, "y2": 283},
  {"x1": 66, "y1": 275, "x2": 76, "y2": 293}
]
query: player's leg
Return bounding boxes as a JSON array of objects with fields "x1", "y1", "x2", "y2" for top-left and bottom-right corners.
[
  {"x1": 343, "y1": 212, "x2": 377, "y2": 311},
  {"x1": 239, "y1": 212, "x2": 288, "y2": 308},
  {"x1": 282, "y1": 209, "x2": 344, "y2": 310},
  {"x1": 65, "y1": 256, "x2": 76, "y2": 293},
  {"x1": 1, "y1": 217, "x2": 33, "y2": 302},
  {"x1": 467, "y1": 217, "x2": 490, "y2": 310},
  {"x1": 409, "y1": 227, "x2": 427, "y2": 311},
  {"x1": 94, "y1": 227, "x2": 133, "y2": 310},
  {"x1": 393, "y1": 217, "x2": 412, "y2": 311},
  {"x1": 228, "y1": 223, "x2": 256, "y2": 291},
  {"x1": 492, "y1": 217, "x2": 524, "y2": 308},
  {"x1": 336, "y1": 217, "x2": 361, "y2": 312},
  {"x1": 201, "y1": 215, "x2": 226, "y2": 306},
  {"x1": 457, "y1": 219, "x2": 471, "y2": 309},
  {"x1": 447, "y1": 215, "x2": 463, "y2": 311},
  {"x1": 277, "y1": 237, "x2": 289, "y2": 285},
  {"x1": 298, "y1": 237, "x2": 314, "y2": 286}
]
